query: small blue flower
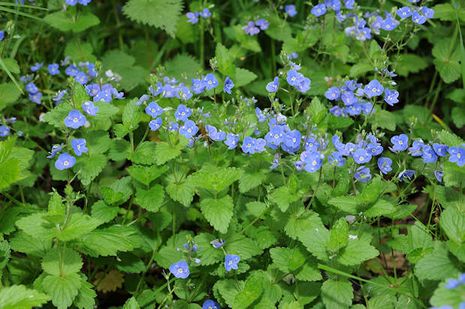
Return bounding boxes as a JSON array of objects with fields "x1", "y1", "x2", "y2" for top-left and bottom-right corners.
[
  {"x1": 255, "y1": 19, "x2": 269, "y2": 30},
  {"x1": 29, "y1": 92, "x2": 42, "y2": 105},
  {"x1": 30, "y1": 62, "x2": 43, "y2": 72},
  {"x1": 75, "y1": 71, "x2": 88, "y2": 85},
  {"x1": 397, "y1": 7, "x2": 412, "y2": 19},
  {"x1": 344, "y1": 0, "x2": 355, "y2": 9},
  {"x1": 186, "y1": 12, "x2": 199, "y2": 24},
  {"x1": 354, "y1": 166, "x2": 372, "y2": 182},
  {"x1": 82, "y1": 101, "x2": 99, "y2": 116},
  {"x1": 384, "y1": 89, "x2": 399, "y2": 106},
  {"x1": 48, "y1": 63, "x2": 60, "y2": 75},
  {"x1": 408, "y1": 139, "x2": 425, "y2": 157},
  {"x1": 224, "y1": 133, "x2": 239, "y2": 149},
  {"x1": 266, "y1": 77, "x2": 279, "y2": 93},
  {"x1": 243, "y1": 21, "x2": 260, "y2": 35},
  {"x1": 398, "y1": 169, "x2": 416, "y2": 182},
  {"x1": 169, "y1": 260, "x2": 190, "y2": 279},
  {"x1": 381, "y1": 13, "x2": 399, "y2": 31},
  {"x1": 301, "y1": 151, "x2": 323, "y2": 173},
  {"x1": 65, "y1": 65, "x2": 79, "y2": 77},
  {"x1": 448, "y1": 146, "x2": 465, "y2": 167},
  {"x1": 421, "y1": 145, "x2": 438, "y2": 164},
  {"x1": 192, "y1": 78, "x2": 206, "y2": 94},
  {"x1": 432, "y1": 143, "x2": 448, "y2": 157},
  {"x1": 364, "y1": 80, "x2": 384, "y2": 98},
  {"x1": 204, "y1": 73, "x2": 219, "y2": 91},
  {"x1": 0, "y1": 125, "x2": 10, "y2": 137},
  {"x1": 25, "y1": 82, "x2": 39, "y2": 94},
  {"x1": 377, "y1": 157, "x2": 392, "y2": 174},
  {"x1": 341, "y1": 91, "x2": 357, "y2": 106},
  {"x1": 445, "y1": 278, "x2": 461, "y2": 289},
  {"x1": 434, "y1": 170, "x2": 443, "y2": 183},
  {"x1": 420, "y1": 7, "x2": 434, "y2": 19},
  {"x1": 168, "y1": 121, "x2": 179, "y2": 131},
  {"x1": 46, "y1": 144, "x2": 64, "y2": 159},
  {"x1": 177, "y1": 85, "x2": 193, "y2": 101},
  {"x1": 282, "y1": 129, "x2": 301, "y2": 154},
  {"x1": 149, "y1": 118, "x2": 163, "y2": 131},
  {"x1": 55, "y1": 153, "x2": 76, "y2": 170},
  {"x1": 0, "y1": 30, "x2": 4, "y2": 42},
  {"x1": 78, "y1": 0, "x2": 92, "y2": 5},
  {"x1": 64, "y1": 110, "x2": 87, "y2": 129},
  {"x1": 325, "y1": 87, "x2": 340, "y2": 101},
  {"x1": 210, "y1": 239, "x2": 225, "y2": 249},
  {"x1": 328, "y1": 151, "x2": 346, "y2": 167},
  {"x1": 199, "y1": 8, "x2": 211, "y2": 18},
  {"x1": 224, "y1": 254, "x2": 240, "y2": 272},
  {"x1": 71, "y1": 138, "x2": 88, "y2": 156},
  {"x1": 179, "y1": 120, "x2": 199, "y2": 139},
  {"x1": 390, "y1": 134, "x2": 409, "y2": 152},
  {"x1": 311, "y1": 4, "x2": 327, "y2": 17},
  {"x1": 136, "y1": 94, "x2": 150, "y2": 106},
  {"x1": 66, "y1": 0, "x2": 78, "y2": 5},
  {"x1": 175, "y1": 104, "x2": 192, "y2": 121},
  {"x1": 242, "y1": 136, "x2": 256, "y2": 154},
  {"x1": 412, "y1": 10, "x2": 427, "y2": 25},
  {"x1": 223, "y1": 76, "x2": 234, "y2": 94},
  {"x1": 145, "y1": 102, "x2": 163, "y2": 118},
  {"x1": 352, "y1": 148, "x2": 372, "y2": 164},
  {"x1": 206, "y1": 125, "x2": 226, "y2": 141},
  {"x1": 202, "y1": 299, "x2": 220, "y2": 309},
  {"x1": 285, "y1": 4, "x2": 297, "y2": 17}
]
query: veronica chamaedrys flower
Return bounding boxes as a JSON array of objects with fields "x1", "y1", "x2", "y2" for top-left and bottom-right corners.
[
  {"x1": 377, "y1": 157, "x2": 392, "y2": 174},
  {"x1": 71, "y1": 138, "x2": 88, "y2": 156},
  {"x1": 145, "y1": 102, "x2": 163, "y2": 118},
  {"x1": 341, "y1": 91, "x2": 357, "y2": 106},
  {"x1": 397, "y1": 7, "x2": 412, "y2": 19},
  {"x1": 266, "y1": 77, "x2": 279, "y2": 93},
  {"x1": 255, "y1": 19, "x2": 269, "y2": 30},
  {"x1": 0, "y1": 30, "x2": 4, "y2": 41},
  {"x1": 311, "y1": 3, "x2": 327, "y2": 17},
  {"x1": 223, "y1": 76, "x2": 234, "y2": 94},
  {"x1": 29, "y1": 92, "x2": 42, "y2": 105},
  {"x1": 175, "y1": 104, "x2": 192, "y2": 121},
  {"x1": 210, "y1": 239, "x2": 225, "y2": 249},
  {"x1": 55, "y1": 153, "x2": 76, "y2": 170},
  {"x1": 448, "y1": 146, "x2": 465, "y2": 167},
  {"x1": 282, "y1": 129, "x2": 301, "y2": 153},
  {"x1": 390, "y1": 134, "x2": 409, "y2": 152},
  {"x1": 285, "y1": 4, "x2": 297, "y2": 17},
  {"x1": 243, "y1": 21, "x2": 260, "y2": 35},
  {"x1": 149, "y1": 118, "x2": 162, "y2": 131},
  {"x1": 179, "y1": 120, "x2": 199, "y2": 139},
  {"x1": 412, "y1": 10, "x2": 427, "y2": 24},
  {"x1": 408, "y1": 139, "x2": 425, "y2": 157},
  {"x1": 75, "y1": 71, "x2": 88, "y2": 85},
  {"x1": 328, "y1": 151, "x2": 346, "y2": 167},
  {"x1": 204, "y1": 73, "x2": 219, "y2": 90},
  {"x1": 0, "y1": 125, "x2": 10, "y2": 137},
  {"x1": 46, "y1": 144, "x2": 64, "y2": 159},
  {"x1": 169, "y1": 260, "x2": 190, "y2": 279},
  {"x1": 186, "y1": 12, "x2": 199, "y2": 24},
  {"x1": 224, "y1": 133, "x2": 239, "y2": 149},
  {"x1": 25, "y1": 82, "x2": 39, "y2": 94},
  {"x1": 432, "y1": 143, "x2": 448, "y2": 157},
  {"x1": 352, "y1": 148, "x2": 372, "y2": 164},
  {"x1": 30, "y1": 62, "x2": 43, "y2": 72},
  {"x1": 48, "y1": 63, "x2": 60, "y2": 75},
  {"x1": 381, "y1": 13, "x2": 399, "y2": 31},
  {"x1": 177, "y1": 85, "x2": 193, "y2": 101},
  {"x1": 202, "y1": 299, "x2": 220, "y2": 309},
  {"x1": 224, "y1": 254, "x2": 240, "y2": 272},
  {"x1": 65, "y1": 0, "x2": 78, "y2": 5},
  {"x1": 354, "y1": 166, "x2": 372, "y2": 182},
  {"x1": 434, "y1": 170, "x2": 443, "y2": 183},
  {"x1": 398, "y1": 169, "x2": 416, "y2": 182},
  {"x1": 421, "y1": 145, "x2": 438, "y2": 164},
  {"x1": 302, "y1": 151, "x2": 322, "y2": 173},
  {"x1": 384, "y1": 89, "x2": 399, "y2": 106},
  {"x1": 82, "y1": 101, "x2": 99, "y2": 116},
  {"x1": 64, "y1": 110, "x2": 87, "y2": 129},
  {"x1": 325, "y1": 86, "x2": 340, "y2": 100},
  {"x1": 241, "y1": 136, "x2": 256, "y2": 154},
  {"x1": 364, "y1": 80, "x2": 384, "y2": 98},
  {"x1": 206, "y1": 125, "x2": 226, "y2": 141}
]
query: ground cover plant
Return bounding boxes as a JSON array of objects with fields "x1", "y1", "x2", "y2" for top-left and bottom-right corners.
[{"x1": 1, "y1": 0, "x2": 465, "y2": 308}]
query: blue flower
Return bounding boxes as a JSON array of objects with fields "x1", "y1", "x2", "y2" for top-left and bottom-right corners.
[
  {"x1": 29, "y1": 92, "x2": 42, "y2": 105},
  {"x1": 66, "y1": 0, "x2": 78, "y2": 5},
  {"x1": 202, "y1": 299, "x2": 220, "y2": 309},
  {"x1": 265, "y1": 125, "x2": 284, "y2": 148},
  {"x1": 352, "y1": 148, "x2": 372, "y2": 164},
  {"x1": 25, "y1": 82, "x2": 39, "y2": 94},
  {"x1": 377, "y1": 157, "x2": 392, "y2": 174},
  {"x1": 325, "y1": 87, "x2": 340, "y2": 100},
  {"x1": 390, "y1": 134, "x2": 409, "y2": 152},
  {"x1": 78, "y1": 0, "x2": 92, "y2": 4},
  {"x1": 344, "y1": 0, "x2": 355, "y2": 9},
  {"x1": 175, "y1": 104, "x2": 192, "y2": 121},
  {"x1": 204, "y1": 73, "x2": 219, "y2": 90},
  {"x1": 136, "y1": 94, "x2": 150, "y2": 106},
  {"x1": 179, "y1": 120, "x2": 199, "y2": 139},
  {"x1": 30, "y1": 62, "x2": 43, "y2": 72},
  {"x1": 48, "y1": 63, "x2": 60, "y2": 75},
  {"x1": 169, "y1": 260, "x2": 190, "y2": 279},
  {"x1": 364, "y1": 80, "x2": 384, "y2": 98},
  {"x1": 55, "y1": 153, "x2": 76, "y2": 170},
  {"x1": 255, "y1": 19, "x2": 269, "y2": 30},
  {"x1": 432, "y1": 143, "x2": 448, "y2": 157},
  {"x1": 200, "y1": 8, "x2": 211, "y2": 18},
  {"x1": 64, "y1": 110, "x2": 87, "y2": 129},
  {"x1": 282, "y1": 129, "x2": 301, "y2": 153},
  {"x1": 384, "y1": 89, "x2": 399, "y2": 106},
  {"x1": 71, "y1": 138, "x2": 88, "y2": 156},
  {"x1": 75, "y1": 71, "x2": 89, "y2": 85},
  {"x1": 223, "y1": 76, "x2": 234, "y2": 94},
  {"x1": 420, "y1": 7, "x2": 434, "y2": 19},
  {"x1": 65, "y1": 65, "x2": 79, "y2": 77},
  {"x1": 145, "y1": 102, "x2": 163, "y2": 118},
  {"x1": 301, "y1": 151, "x2": 323, "y2": 173},
  {"x1": 177, "y1": 85, "x2": 193, "y2": 101},
  {"x1": 82, "y1": 101, "x2": 99, "y2": 116},
  {"x1": 0, "y1": 30, "x2": 4, "y2": 42},
  {"x1": 224, "y1": 254, "x2": 240, "y2": 272},
  {"x1": 192, "y1": 78, "x2": 206, "y2": 94},
  {"x1": 328, "y1": 151, "x2": 346, "y2": 167},
  {"x1": 311, "y1": 4, "x2": 327, "y2": 17},
  {"x1": 224, "y1": 133, "x2": 239, "y2": 149},
  {"x1": 186, "y1": 12, "x2": 199, "y2": 24},
  {"x1": 242, "y1": 136, "x2": 256, "y2": 154},
  {"x1": 266, "y1": 77, "x2": 279, "y2": 93},
  {"x1": 243, "y1": 21, "x2": 260, "y2": 35},
  {"x1": 408, "y1": 139, "x2": 425, "y2": 156},
  {"x1": 285, "y1": 4, "x2": 297, "y2": 17},
  {"x1": 168, "y1": 121, "x2": 179, "y2": 131},
  {"x1": 286, "y1": 70, "x2": 311, "y2": 93},
  {"x1": 0, "y1": 125, "x2": 10, "y2": 137},
  {"x1": 421, "y1": 145, "x2": 438, "y2": 164},
  {"x1": 412, "y1": 10, "x2": 427, "y2": 24},
  {"x1": 149, "y1": 118, "x2": 163, "y2": 131},
  {"x1": 434, "y1": 170, "x2": 443, "y2": 183},
  {"x1": 46, "y1": 144, "x2": 64, "y2": 159},
  {"x1": 397, "y1": 7, "x2": 412, "y2": 19},
  {"x1": 398, "y1": 169, "x2": 416, "y2": 182},
  {"x1": 210, "y1": 239, "x2": 225, "y2": 249},
  {"x1": 448, "y1": 146, "x2": 465, "y2": 167},
  {"x1": 341, "y1": 91, "x2": 357, "y2": 106},
  {"x1": 381, "y1": 13, "x2": 399, "y2": 31},
  {"x1": 354, "y1": 166, "x2": 372, "y2": 182},
  {"x1": 206, "y1": 125, "x2": 226, "y2": 141}
]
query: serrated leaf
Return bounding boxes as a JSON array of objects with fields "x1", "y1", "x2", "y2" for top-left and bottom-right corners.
[
  {"x1": 74, "y1": 277, "x2": 96, "y2": 309},
  {"x1": 165, "y1": 54, "x2": 201, "y2": 80},
  {"x1": 269, "y1": 186, "x2": 300, "y2": 212},
  {"x1": 239, "y1": 171, "x2": 267, "y2": 193},
  {"x1": 441, "y1": 206, "x2": 465, "y2": 243},
  {"x1": 44, "y1": 11, "x2": 100, "y2": 33},
  {"x1": 415, "y1": 243, "x2": 460, "y2": 281},
  {"x1": 42, "y1": 248, "x2": 83, "y2": 276},
  {"x1": 128, "y1": 165, "x2": 168, "y2": 186},
  {"x1": 77, "y1": 226, "x2": 140, "y2": 257},
  {"x1": 200, "y1": 195, "x2": 234, "y2": 234},
  {"x1": 74, "y1": 153, "x2": 107, "y2": 186},
  {"x1": 56, "y1": 213, "x2": 101, "y2": 241},
  {"x1": 135, "y1": 184, "x2": 165, "y2": 212},
  {"x1": 338, "y1": 235, "x2": 379, "y2": 266},
  {"x1": 394, "y1": 54, "x2": 429, "y2": 77},
  {"x1": 93, "y1": 270, "x2": 124, "y2": 293},
  {"x1": 190, "y1": 165, "x2": 243, "y2": 193},
  {"x1": 166, "y1": 176, "x2": 195, "y2": 207},
  {"x1": 42, "y1": 273, "x2": 82, "y2": 309},
  {"x1": 123, "y1": 0, "x2": 183, "y2": 37},
  {"x1": 0, "y1": 285, "x2": 49, "y2": 309},
  {"x1": 0, "y1": 83, "x2": 21, "y2": 111},
  {"x1": 154, "y1": 138, "x2": 188, "y2": 165},
  {"x1": 321, "y1": 280, "x2": 353, "y2": 309}
]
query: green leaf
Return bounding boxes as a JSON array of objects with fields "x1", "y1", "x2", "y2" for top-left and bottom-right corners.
[
  {"x1": 214, "y1": 279, "x2": 245, "y2": 308},
  {"x1": 0, "y1": 285, "x2": 49, "y2": 309},
  {"x1": 166, "y1": 175, "x2": 195, "y2": 207},
  {"x1": 64, "y1": 39, "x2": 95, "y2": 62},
  {"x1": 265, "y1": 14, "x2": 292, "y2": 41},
  {"x1": 338, "y1": 235, "x2": 379, "y2": 266},
  {"x1": 269, "y1": 186, "x2": 300, "y2": 212},
  {"x1": 154, "y1": 138, "x2": 188, "y2": 165},
  {"x1": 123, "y1": 0, "x2": 183, "y2": 37},
  {"x1": 394, "y1": 54, "x2": 429, "y2": 77},
  {"x1": 128, "y1": 165, "x2": 168, "y2": 186},
  {"x1": 44, "y1": 11, "x2": 100, "y2": 33},
  {"x1": 270, "y1": 247, "x2": 321, "y2": 281},
  {"x1": 42, "y1": 102, "x2": 73, "y2": 129},
  {"x1": 215, "y1": 43, "x2": 236, "y2": 78},
  {"x1": 165, "y1": 54, "x2": 201, "y2": 80},
  {"x1": 239, "y1": 170, "x2": 267, "y2": 193},
  {"x1": 433, "y1": 39, "x2": 461, "y2": 84},
  {"x1": 73, "y1": 153, "x2": 107, "y2": 186},
  {"x1": 321, "y1": 280, "x2": 353, "y2": 309},
  {"x1": 41, "y1": 273, "x2": 82, "y2": 309},
  {"x1": 415, "y1": 243, "x2": 460, "y2": 281},
  {"x1": 77, "y1": 226, "x2": 140, "y2": 257},
  {"x1": 101, "y1": 177, "x2": 133, "y2": 205},
  {"x1": 349, "y1": 62, "x2": 373, "y2": 77},
  {"x1": 233, "y1": 273, "x2": 264, "y2": 309},
  {"x1": 1, "y1": 58, "x2": 20, "y2": 74},
  {"x1": 74, "y1": 278, "x2": 96, "y2": 309},
  {"x1": 121, "y1": 100, "x2": 142, "y2": 131},
  {"x1": 200, "y1": 195, "x2": 234, "y2": 234},
  {"x1": 235, "y1": 68, "x2": 257, "y2": 88},
  {"x1": 123, "y1": 297, "x2": 141, "y2": 309},
  {"x1": 9, "y1": 232, "x2": 51, "y2": 256},
  {"x1": 0, "y1": 83, "x2": 21, "y2": 111},
  {"x1": 42, "y1": 248, "x2": 83, "y2": 276},
  {"x1": 327, "y1": 219, "x2": 349, "y2": 253},
  {"x1": 135, "y1": 184, "x2": 165, "y2": 212},
  {"x1": 16, "y1": 212, "x2": 55, "y2": 241},
  {"x1": 191, "y1": 165, "x2": 243, "y2": 193},
  {"x1": 372, "y1": 109, "x2": 396, "y2": 131},
  {"x1": 328, "y1": 196, "x2": 358, "y2": 213},
  {"x1": 433, "y1": 3, "x2": 465, "y2": 22},
  {"x1": 56, "y1": 213, "x2": 101, "y2": 241},
  {"x1": 441, "y1": 206, "x2": 465, "y2": 243},
  {"x1": 130, "y1": 142, "x2": 158, "y2": 165},
  {"x1": 437, "y1": 130, "x2": 464, "y2": 146},
  {"x1": 451, "y1": 106, "x2": 465, "y2": 128}
]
